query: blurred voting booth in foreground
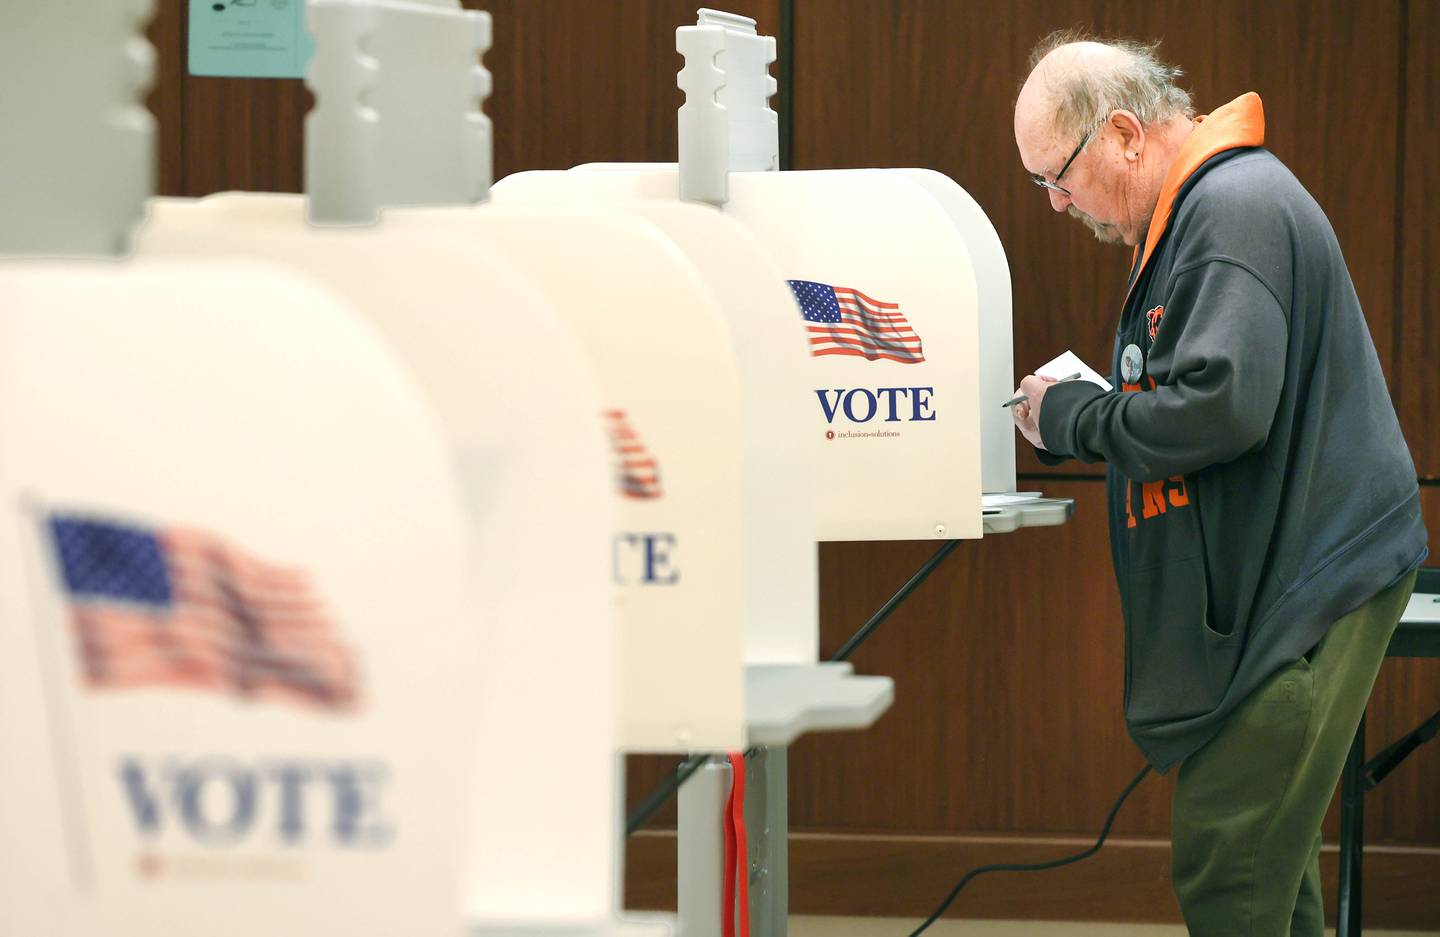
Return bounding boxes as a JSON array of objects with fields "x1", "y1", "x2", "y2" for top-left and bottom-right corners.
[
  {"x1": 140, "y1": 2, "x2": 642, "y2": 930},
  {"x1": 139, "y1": 193, "x2": 632, "y2": 927},
  {"x1": 0, "y1": 4, "x2": 489, "y2": 937}
]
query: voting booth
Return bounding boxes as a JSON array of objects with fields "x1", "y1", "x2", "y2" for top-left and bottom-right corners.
[
  {"x1": 139, "y1": 3, "x2": 635, "y2": 928},
  {"x1": 497, "y1": 9, "x2": 1066, "y2": 537},
  {"x1": 308, "y1": 0, "x2": 760, "y2": 757},
  {"x1": 138, "y1": 194, "x2": 630, "y2": 926},
  {"x1": 0, "y1": 7, "x2": 492, "y2": 937},
  {"x1": 0, "y1": 262, "x2": 486, "y2": 937},
  {"x1": 490, "y1": 10, "x2": 1074, "y2": 935},
  {"x1": 494, "y1": 168, "x2": 987, "y2": 542}
]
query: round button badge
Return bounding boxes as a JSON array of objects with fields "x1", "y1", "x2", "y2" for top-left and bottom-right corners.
[{"x1": 1121, "y1": 344, "x2": 1145, "y2": 384}]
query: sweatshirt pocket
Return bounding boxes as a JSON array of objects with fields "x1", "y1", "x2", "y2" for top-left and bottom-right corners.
[{"x1": 1124, "y1": 554, "x2": 1240, "y2": 726}]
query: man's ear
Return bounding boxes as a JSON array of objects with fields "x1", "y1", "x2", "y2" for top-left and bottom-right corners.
[{"x1": 1111, "y1": 109, "x2": 1145, "y2": 161}]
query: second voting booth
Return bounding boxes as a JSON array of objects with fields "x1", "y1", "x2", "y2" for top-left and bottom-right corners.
[{"x1": 490, "y1": 10, "x2": 1073, "y2": 934}]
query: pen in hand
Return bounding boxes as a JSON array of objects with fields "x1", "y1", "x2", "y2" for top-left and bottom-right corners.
[{"x1": 1002, "y1": 371, "x2": 1083, "y2": 409}]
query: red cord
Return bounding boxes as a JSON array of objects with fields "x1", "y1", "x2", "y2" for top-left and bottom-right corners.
[
  {"x1": 722, "y1": 760, "x2": 737, "y2": 937},
  {"x1": 727, "y1": 752, "x2": 750, "y2": 937}
]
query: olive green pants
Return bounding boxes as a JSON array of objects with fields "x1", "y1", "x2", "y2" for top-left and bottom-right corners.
[{"x1": 1170, "y1": 570, "x2": 1417, "y2": 936}]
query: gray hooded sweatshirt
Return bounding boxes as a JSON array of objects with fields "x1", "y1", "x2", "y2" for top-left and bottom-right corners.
[{"x1": 1037, "y1": 93, "x2": 1428, "y2": 771}]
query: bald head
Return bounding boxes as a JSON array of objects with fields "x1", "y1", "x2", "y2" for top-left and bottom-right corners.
[
  {"x1": 1018, "y1": 34, "x2": 1193, "y2": 144},
  {"x1": 1013, "y1": 32, "x2": 1196, "y2": 246},
  {"x1": 1015, "y1": 41, "x2": 1136, "y2": 141}
]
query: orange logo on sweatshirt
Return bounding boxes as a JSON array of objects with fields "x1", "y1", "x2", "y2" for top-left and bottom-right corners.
[
  {"x1": 1117, "y1": 369, "x2": 1191, "y2": 529},
  {"x1": 1146, "y1": 305, "x2": 1165, "y2": 341},
  {"x1": 1125, "y1": 475, "x2": 1192, "y2": 528}
]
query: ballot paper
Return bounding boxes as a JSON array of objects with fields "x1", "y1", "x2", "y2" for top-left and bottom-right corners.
[
  {"x1": 982, "y1": 492, "x2": 1046, "y2": 508},
  {"x1": 1037, "y1": 350, "x2": 1112, "y2": 391}
]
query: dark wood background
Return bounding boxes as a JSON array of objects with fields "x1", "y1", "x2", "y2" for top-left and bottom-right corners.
[{"x1": 142, "y1": 0, "x2": 1439, "y2": 927}]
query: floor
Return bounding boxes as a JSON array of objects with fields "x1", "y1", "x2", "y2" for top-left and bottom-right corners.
[{"x1": 788, "y1": 917, "x2": 1439, "y2": 937}]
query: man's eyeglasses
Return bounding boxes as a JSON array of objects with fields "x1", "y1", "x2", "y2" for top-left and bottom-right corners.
[{"x1": 1030, "y1": 122, "x2": 1101, "y2": 196}]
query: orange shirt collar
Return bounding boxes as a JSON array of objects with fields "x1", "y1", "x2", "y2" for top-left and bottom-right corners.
[{"x1": 1129, "y1": 92, "x2": 1267, "y2": 280}]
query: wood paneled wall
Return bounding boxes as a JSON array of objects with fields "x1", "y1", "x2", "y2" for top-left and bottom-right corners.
[
  {"x1": 145, "y1": 0, "x2": 779, "y2": 194},
  {"x1": 1401, "y1": 0, "x2": 1439, "y2": 480},
  {"x1": 472, "y1": 1, "x2": 780, "y2": 179},
  {"x1": 146, "y1": 0, "x2": 309, "y2": 195},
  {"x1": 138, "y1": 0, "x2": 1439, "y2": 926}
]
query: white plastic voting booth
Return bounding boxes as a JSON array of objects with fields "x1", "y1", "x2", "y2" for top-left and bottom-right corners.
[
  {"x1": 490, "y1": 10, "x2": 1075, "y2": 936},
  {"x1": 138, "y1": 3, "x2": 637, "y2": 930},
  {"x1": 138, "y1": 195, "x2": 627, "y2": 928},
  {"x1": 494, "y1": 168, "x2": 987, "y2": 543},
  {"x1": 473, "y1": 184, "x2": 821, "y2": 665},
  {"x1": 0, "y1": 262, "x2": 484, "y2": 937},
  {"x1": 558, "y1": 157, "x2": 1036, "y2": 526},
  {"x1": 0, "y1": 6, "x2": 489, "y2": 937},
  {"x1": 505, "y1": 9, "x2": 1070, "y2": 537},
  {"x1": 382, "y1": 206, "x2": 752, "y2": 752},
  {"x1": 302, "y1": 0, "x2": 786, "y2": 754}
]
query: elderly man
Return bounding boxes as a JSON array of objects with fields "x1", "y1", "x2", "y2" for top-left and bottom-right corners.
[{"x1": 1011, "y1": 33, "x2": 1427, "y2": 934}]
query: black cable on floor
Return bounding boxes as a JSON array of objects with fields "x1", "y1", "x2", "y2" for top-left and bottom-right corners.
[{"x1": 907, "y1": 763, "x2": 1153, "y2": 935}]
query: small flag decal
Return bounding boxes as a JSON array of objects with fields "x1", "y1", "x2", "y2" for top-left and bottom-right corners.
[
  {"x1": 787, "y1": 280, "x2": 925, "y2": 364},
  {"x1": 48, "y1": 514, "x2": 360, "y2": 712},
  {"x1": 603, "y1": 410, "x2": 663, "y2": 500}
]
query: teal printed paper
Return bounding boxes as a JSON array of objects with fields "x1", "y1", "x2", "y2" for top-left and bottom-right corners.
[{"x1": 188, "y1": 0, "x2": 316, "y2": 79}]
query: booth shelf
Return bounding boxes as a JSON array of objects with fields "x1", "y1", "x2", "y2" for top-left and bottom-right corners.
[
  {"x1": 983, "y1": 493, "x2": 1075, "y2": 534},
  {"x1": 745, "y1": 662, "x2": 895, "y2": 747}
]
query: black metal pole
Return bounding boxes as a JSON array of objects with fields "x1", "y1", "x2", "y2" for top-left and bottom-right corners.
[
  {"x1": 1337, "y1": 711, "x2": 1367, "y2": 937},
  {"x1": 625, "y1": 754, "x2": 708, "y2": 836},
  {"x1": 830, "y1": 539, "x2": 961, "y2": 663}
]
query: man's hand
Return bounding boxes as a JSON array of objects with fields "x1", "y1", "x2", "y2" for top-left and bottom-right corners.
[{"x1": 1011, "y1": 374, "x2": 1058, "y2": 449}]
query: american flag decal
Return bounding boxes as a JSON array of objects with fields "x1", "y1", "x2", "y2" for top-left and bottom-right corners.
[
  {"x1": 603, "y1": 410, "x2": 663, "y2": 499},
  {"x1": 787, "y1": 280, "x2": 925, "y2": 364},
  {"x1": 47, "y1": 514, "x2": 360, "y2": 712}
]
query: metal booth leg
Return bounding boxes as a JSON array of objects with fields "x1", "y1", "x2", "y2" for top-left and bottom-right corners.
[
  {"x1": 675, "y1": 750, "x2": 790, "y2": 937},
  {"x1": 1337, "y1": 711, "x2": 1366, "y2": 937},
  {"x1": 744, "y1": 747, "x2": 789, "y2": 937},
  {"x1": 678, "y1": 758, "x2": 730, "y2": 937}
]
